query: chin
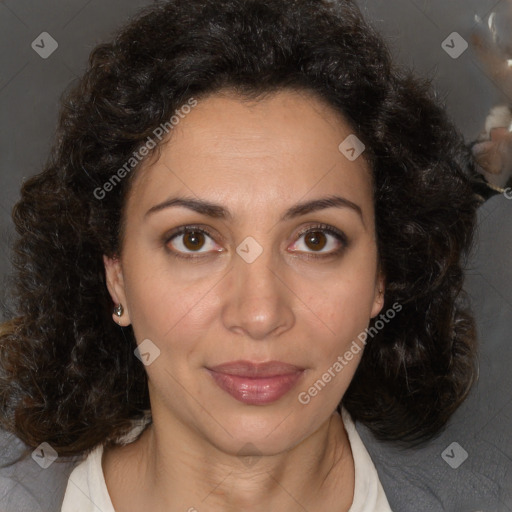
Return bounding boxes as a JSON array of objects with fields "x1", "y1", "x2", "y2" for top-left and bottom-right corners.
[{"x1": 197, "y1": 405, "x2": 313, "y2": 457}]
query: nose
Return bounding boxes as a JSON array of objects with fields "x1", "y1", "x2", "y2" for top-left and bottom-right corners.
[{"x1": 220, "y1": 245, "x2": 295, "y2": 341}]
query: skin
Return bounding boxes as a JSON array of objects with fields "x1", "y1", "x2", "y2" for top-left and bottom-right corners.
[{"x1": 103, "y1": 89, "x2": 385, "y2": 512}]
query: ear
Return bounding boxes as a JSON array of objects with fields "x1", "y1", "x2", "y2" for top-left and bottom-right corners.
[
  {"x1": 103, "y1": 255, "x2": 132, "y2": 326},
  {"x1": 370, "y1": 271, "x2": 386, "y2": 319}
]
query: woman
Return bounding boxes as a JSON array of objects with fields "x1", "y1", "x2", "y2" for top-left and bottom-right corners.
[{"x1": 0, "y1": 0, "x2": 480, "y2": 510}]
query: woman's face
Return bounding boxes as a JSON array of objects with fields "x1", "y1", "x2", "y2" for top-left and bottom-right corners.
[{"x1": 105, "y1": 89, "x2": 385, "y2": 456}]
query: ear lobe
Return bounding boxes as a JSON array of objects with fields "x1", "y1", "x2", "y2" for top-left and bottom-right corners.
[
  {"x1": 103, "y1": 255, "x2": 131, "y2": 326},
  {"x1": 370, "y1": 274, "x2": 386, "y2": 319}
]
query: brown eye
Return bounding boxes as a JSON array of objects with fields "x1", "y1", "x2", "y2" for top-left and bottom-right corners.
[
  {"x1": 304, "y1": 231, "x2": 327, "y2": 251},
  {"x1": 182, "y1": 231, "x2": 206, "y2": 251}
]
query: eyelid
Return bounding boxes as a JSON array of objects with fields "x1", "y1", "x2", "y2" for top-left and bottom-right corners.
[{"x1": 165, "y1": 224, "x2": 217, "y2": 242}]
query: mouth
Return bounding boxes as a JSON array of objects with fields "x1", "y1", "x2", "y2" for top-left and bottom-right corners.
[{"x1": 206, "y1": 360, "x2": 306, "y2": 405}]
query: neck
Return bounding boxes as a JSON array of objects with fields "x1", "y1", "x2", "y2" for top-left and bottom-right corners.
[{"x1": 104, "y1": 410, "x2": 354, "y2": 512}]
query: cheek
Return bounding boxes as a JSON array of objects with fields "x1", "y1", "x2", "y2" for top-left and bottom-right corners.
[
  {"x1": 289, "y1": 265, "x2": 378, "y2": 401},
  {"x1": 296, "y1": 256, "x2": 378, "y2": 341},
  {"x1": 296, "y1": 289, "x2": 372, "y2": 381},
  {"x1": 293, "y1": 279, "x2": 372, "y2": 409},
  {"x1": 123, "y1": 255, "x2": 221, "y2": 355}
]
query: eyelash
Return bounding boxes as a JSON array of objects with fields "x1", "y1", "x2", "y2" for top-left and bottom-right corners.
[{"x1": 164, "y1": 223, "x2": 348, "y2": 261}]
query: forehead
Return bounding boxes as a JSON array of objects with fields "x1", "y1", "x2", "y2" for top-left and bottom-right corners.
[{"x1": 126, "y1": 89, "x2": 374, "y2": 224}]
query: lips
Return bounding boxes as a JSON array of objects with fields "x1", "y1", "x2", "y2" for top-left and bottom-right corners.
[{"x1": 206, "y1": 360, "x2": 305, "y2": 405}]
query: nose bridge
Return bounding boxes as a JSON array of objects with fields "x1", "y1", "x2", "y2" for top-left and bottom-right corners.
[
  {"x1": 236, "y1": 236, "x2": 278, "y2": 296},
  {"x1": 221, "y1": 234, "x2": 295, "y2": 339}
]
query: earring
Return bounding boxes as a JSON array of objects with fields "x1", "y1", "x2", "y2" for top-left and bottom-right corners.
[{"x1": 114, "y1": 304, "x2": 124, "y2": 317}]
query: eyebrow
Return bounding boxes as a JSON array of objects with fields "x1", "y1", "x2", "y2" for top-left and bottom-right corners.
[{"x1": 145, "y1": 195, "x2": 364, "y2": 224}]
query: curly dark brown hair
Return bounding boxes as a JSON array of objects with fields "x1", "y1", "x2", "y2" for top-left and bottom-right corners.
[{"x1": 0, "y1": 0, "x2": 480, "y2": 460}]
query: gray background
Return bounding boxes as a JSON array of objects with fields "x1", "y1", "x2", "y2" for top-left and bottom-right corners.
[{"x1": 0, "y1": 1, "x2": 511, "y2": 511}]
